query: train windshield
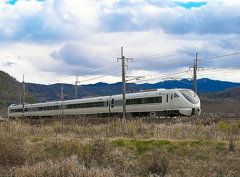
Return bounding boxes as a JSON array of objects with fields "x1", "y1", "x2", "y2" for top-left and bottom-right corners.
[{"x1": 180, "y1": 90, "x2": 199, "y2": 104}]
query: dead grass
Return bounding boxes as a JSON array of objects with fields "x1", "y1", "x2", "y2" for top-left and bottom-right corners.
[
  {"x1": 10, "y1": 156, "x2": 114, "y2": 177},
  {"x1": 0, "y1": 136, "x2": 27, "y2": 167},
  {"x1": 0, "y1": 118, "x2": 239, "y2": 176}
]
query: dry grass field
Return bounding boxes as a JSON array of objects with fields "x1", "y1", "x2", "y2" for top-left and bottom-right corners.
[{"x1": 0, "y1": 117, "x2": 239, "y2": 177}]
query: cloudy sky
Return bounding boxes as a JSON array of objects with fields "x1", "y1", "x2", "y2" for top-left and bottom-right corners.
[{"x1": 0, "y1": 0, "x2": 240, "y2": 85}]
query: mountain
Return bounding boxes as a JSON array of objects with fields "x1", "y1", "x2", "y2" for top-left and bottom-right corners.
[
  {"x1": 26, "y1": 78, "x2": 240, "y2": 102},
  {"x1": 0, "y1": 70, "x2": 37, "y2": 108},
  {"x1": 200, "y1": 86, "x2": 240, "y2": 117},
  {"x1": 203, "y1": 86, "x2": 240, "y2": 99}
]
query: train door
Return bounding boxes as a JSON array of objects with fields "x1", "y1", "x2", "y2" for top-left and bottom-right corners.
[
  {"x1": 166, "y1": 93, "x2": 173, "y2": 110},
  {"x1": 108, "y1": 96, "x2": 114, "y2": 115}
]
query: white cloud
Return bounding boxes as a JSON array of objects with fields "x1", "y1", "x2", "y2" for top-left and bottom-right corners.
[{"x1": 0, "y1": 0, "x2": 240, "y2": 84}]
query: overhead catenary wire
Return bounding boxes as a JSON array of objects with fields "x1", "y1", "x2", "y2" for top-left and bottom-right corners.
[
  {"x1": 78, "y1": 52, "x2": 240, "y2": 85},
  {"x1": 133, "y1": 63, "x2": 240, "y2": 85},
  {"x1": 130, "y1": 52, "x2": 240, "y2": 71},
  {"x1": 134, "y1": 70, "x2": 190, "y2": 84},
  {"x1": 133, "y1": 53, "x2": 182, "y2": 63},
  {"x1": 74, "y1": 15, "x2": 240, "y2": 84},
  {"x1": 80, "y1": 70, "x2": 121, "y2": 83},
  {"x1": 199, "y1": 52, "x2": 240, "y2": 62}
]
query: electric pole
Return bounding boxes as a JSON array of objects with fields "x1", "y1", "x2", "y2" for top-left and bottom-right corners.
[
  {"x1": 193, "y1": 52, "x2": 198, "y2": 94},
  {"x1": 190, "y1": 52, "x2": 203, "y2": 94},
  {"x1": 60, "y1": 85, "x2": 64, "y2": 101},
  {"x1": 75, "y1": 76, "x2": 80, "y2": 99},
  {"x1": 22, "y1": 75, "x2": 25, "y2": 117},
  {"x1": 117, "y1": 47, "x2": 133, "y2": 118}
]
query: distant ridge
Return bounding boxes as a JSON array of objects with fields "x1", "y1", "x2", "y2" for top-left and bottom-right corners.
[
  {"x1": 0, "y1": 70, "x2": 37, "y2": 108},
  {"x1": 203, "y1": 86, "x2": 240, "y2": 99},
  {"x1": 26, "y1": 78, "x2": 240, "y2": 102}
]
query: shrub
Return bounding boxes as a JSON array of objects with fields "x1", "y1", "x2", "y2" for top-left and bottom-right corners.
[
  {"x1": 0, "y1": 136, "x2": 27, "y2": 167},
  {"x1": 141, "y1": 148, "x2": 169, "y2": 177}
]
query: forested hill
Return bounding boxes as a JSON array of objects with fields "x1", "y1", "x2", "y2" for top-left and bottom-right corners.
[
  {"x1": 26, "y1": 78, "x2": 240, "y2": 102},
  {"x1": 0, "y1": 70, "x2": 37, "y2": 108}
]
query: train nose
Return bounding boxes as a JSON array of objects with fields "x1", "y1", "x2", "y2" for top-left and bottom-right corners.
[{"x1": 192, "y1": 108, "x2": 201, "y2": 115}]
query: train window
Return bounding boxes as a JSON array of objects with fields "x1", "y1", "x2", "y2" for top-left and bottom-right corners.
[
  {"x1": 13, "y1": 108, "x2": 23, "y2": 112},
  {"x1": 174, "y1": 93, "x2": 179, "y2": 98},
  {"x1": 135, "y1": 98, "x2": 142, "y2": 104},
  {"x1": 127, "y1": 97, "x2": 162, "y2": 105},
  {"x1": 52, "y1": 106, "x2": 60, "y2": 110},
  {"x1": 93, "y1": 102, "x2": 104, "y2": 107},
  {"x1": 31, "y1": 107, "x2": 39, "y2": 112},
  {"x1": 171, "y1": 95, "x2": 173, "y2": 99},
  {"x1": 154, "y1": 97, "x2": 162, "y2": 103},
  {"x1": 10, "y1": 109, "x2": 16, "y2": 113},
  {"x1": 67, "y1": 105, "x2": 73, "y2": 109},
  {"x1": 73, "y1": 104, "x2": 78, "y2": 109},
  {"x1": 146, "y1": 97, "x2": 154, "y2": 103},
  {"x1": 111, "y1": 99, "x2": 114, "y2": 108},
  {"x1": 166, "y1": 95, "x2": 168, "y2": 102}
]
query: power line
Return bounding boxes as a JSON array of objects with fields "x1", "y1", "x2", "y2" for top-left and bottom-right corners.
[
  {"x1": 133, "y1": 53, "x2": 181, "y2": 63},
  {"x1": 80, "y1": 70, "x2": 121, "y2": 83},
  {"x1": 133, "y1": 63, "x2": 240, "y2": 85},
  {"x1": 130, "y1": 52, "x2": 240, "y2": 71},
  {"x1": 199, "y1": 52, "x2": 240, "y2": 62},
  {"x1": 134, "y1": 70, "x2": 190, "y2": 84},
  {"x1": 84, "y1": 61, "x2": 118, "y2": 74},
  {"x1": 201, "y1": 64, "x2": 240, "y2": 71}
]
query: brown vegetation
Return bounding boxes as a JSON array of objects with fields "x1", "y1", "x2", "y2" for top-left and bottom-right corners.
[{"x1": 0, "y1": 118, "x2": 239, "y2": 176}]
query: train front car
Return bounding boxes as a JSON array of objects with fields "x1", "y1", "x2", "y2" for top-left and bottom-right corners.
[{"x1": 174, "y1": 89, "x2": 201, "y2": 116}]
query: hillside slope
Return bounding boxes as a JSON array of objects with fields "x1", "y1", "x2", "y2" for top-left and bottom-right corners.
[
  {"x1": 0, "y1": 70, "x2": 37, "y2": 108},
  {"x1": 26, "y1": 78, "x2": 240, "y2": 102},
  {"x1": 204, "y1": 86, "x2": 240, "y2": 99},
  {"x1": 201, "y1": 87, "x2": 240, "y2": 117}
]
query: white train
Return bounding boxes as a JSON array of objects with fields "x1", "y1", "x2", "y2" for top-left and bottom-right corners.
[{"x1": 8, "y1": 88, "x2": 201, "y2": 118}]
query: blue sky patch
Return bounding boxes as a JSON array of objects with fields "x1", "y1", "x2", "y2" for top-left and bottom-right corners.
[
  {"x1": 176, "y1": 2, "x2": 207, "y2": 9},
  {"x1": 7, "y1": 0, "x2": 45, "y2": 5}
]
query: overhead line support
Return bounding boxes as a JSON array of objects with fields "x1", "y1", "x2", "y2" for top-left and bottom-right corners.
[
  {"x1": 190, "y1": 52, "x2": 203, "y2": 94},
  {"x1": 117, "y1": 46, "x2": 133, "y2": 119},
  {"x1": 75, "y1": 76, "x2": 80, "y2": 99},
  {"x1": 22, "y1": 75, "x2": 25, "y2": 118}
]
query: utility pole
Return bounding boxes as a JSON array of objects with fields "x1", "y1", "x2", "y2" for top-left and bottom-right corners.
[
  {"x1": 75, "y1": 76, "x2": 80, "y2": 99},
  {"x1": 193, "y1": 52, "x2": 198, "y2": 94},
  {"x1": 190, "y1": 52, "x2": 203, "y2": 94},
  {"x1": 22, "y1": 75, "x2": 25, "y2": 117},
  {"x1": 117, "y1": 47, "x2": 133, "y2": 118},
  {"x1": 60, "y1": 85, "x2": 64, "y2": 101}
]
